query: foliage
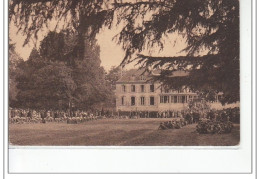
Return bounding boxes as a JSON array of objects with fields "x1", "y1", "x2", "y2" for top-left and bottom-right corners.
[
  {"x1": 196, "y1": 120, "x2": 233, "y2": 134},
  {"x1": 196, "y1": 107, "x2": 239, "y2": 134},
  {"x1": 112, "y1": 0, "x2": 239, "y2": 104},
  {"x1": 9, "y1": 43, "x2": 23, "y2": 106},
  {"x1": 9, "y1": 0, "x2": 240, "y2": 104},
  {"x1": 39, "y1": 31, "x2": 66, "y2": 62},
  {"x1": 15, "y1": 31, "x2": 112, "y2": 110},
  {"x1": 105, "y1": 66, "x2": 123, "y2": 90},
  {"x1": 210, "y1": 107, "x2": 240, "y2": 123},
  {"x1": 16, "y1": 55, "x2": 76, "y2": 109},
  {"x1": 187, "y1": 98, "x2": 211, "y2": 117}
]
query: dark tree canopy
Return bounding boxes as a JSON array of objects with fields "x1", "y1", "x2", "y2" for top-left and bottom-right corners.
[
  {"x1": 9, "y1": 43, "x2": 23, "y2": 106},
  {"x1": 15, "y1": 31, "x2": 112, "y2": 110},
  {"x1": 112, "y1": 0, "x2": 239, "y2": 104},
  {"x1": 9, "y1": 0, "x2": 240, "y2": 104},
  {"x1": 103, "y1": 66, "x2": 125, "y2": 108},
  {"x1": 16, "y1": 60, "x2": 76, "y2": 109},
  {"x1": 105, "y1": 66, "x2": 125, "y2": 90}
]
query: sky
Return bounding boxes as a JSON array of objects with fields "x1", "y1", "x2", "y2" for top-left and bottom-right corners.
[
  {"x1": 9, "y1": 21, "x2": 190, "y2": 72},
  {"x1": 9, "y1": 22, "x2": 127, "y2": 71}
]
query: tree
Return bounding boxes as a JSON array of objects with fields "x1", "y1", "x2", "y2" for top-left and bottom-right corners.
[
  {"x1": 15, "y1": 31, "x2": 111, "y2": 110},
  {"x1": 101, "y1": 66, "x2": 125, "y2": 108},
  {"x1": 39, "y1": 31, "x2": 66, "y2": 62},
  {"x1": 9, "y1": 0, "x2": 240, "y2": 104},
  {"x1": 111, "y1": 0, "x2": 239, "y2": 104},
  {"x1": 39, "y1": 31, "x2": 112, "y2": 109},
  {"x1": 15, "y1": 48, "x2": 76, "y2": 109},
  {"x1": 9, "y1": 43, "x2": 23, "y2": 106},
  {"x1": 105, "y1": 66, "x2": 124, "y2": 90},
  {"x1": 17, "y1": 62, "x2": 76, "y2": 109}
]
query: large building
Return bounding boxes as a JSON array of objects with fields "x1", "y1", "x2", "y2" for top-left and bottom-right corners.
[
  {"x1": 115, "y1": 69, "x2": 238, "y2": 112},
  {"x1": 116, "y1": 69, "x2": 198, "y2": 112}
]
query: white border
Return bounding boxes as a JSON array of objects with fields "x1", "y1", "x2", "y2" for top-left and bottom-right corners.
[{"x1": 2, "y1": 0, "x2": 256, "y2": 177}]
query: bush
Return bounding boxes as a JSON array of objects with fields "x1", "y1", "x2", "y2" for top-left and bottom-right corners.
[
  {"x1": 173, "y1": 121, "x2": 181, "y2": 129},
  {"x1": 184, "y1": 113, "x2": 192, "y2": 124},
  {"x1": 192, "y1": 112, "x2": 200, "y2": 123},
  {"x1": 196, "y1": 120, "x2": 233, "y2": 134}
]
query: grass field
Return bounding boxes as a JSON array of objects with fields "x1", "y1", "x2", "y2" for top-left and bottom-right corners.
[{"x1": 9, "y1": 118, "x2": 240, "y2": 146}]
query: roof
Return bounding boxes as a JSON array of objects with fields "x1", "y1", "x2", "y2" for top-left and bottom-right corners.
[
  {"x1": 116, "y1": 68, "x2": 189, "y2": 83},
  {"x1": 117, "y1": 69, "x2": 148, "y2": 83}
]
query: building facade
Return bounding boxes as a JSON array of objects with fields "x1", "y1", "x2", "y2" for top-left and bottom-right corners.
[
  {"x1": 115, "y1": 69, "x2": 202, "y2": 112},
  {"x1": 115, "y1": 69, "x2": 238, "y2": 112}
]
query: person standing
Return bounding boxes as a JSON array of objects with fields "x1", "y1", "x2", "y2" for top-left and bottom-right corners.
[{"x1": 40, "y1": 110, "x2": 47, "y2": 123}]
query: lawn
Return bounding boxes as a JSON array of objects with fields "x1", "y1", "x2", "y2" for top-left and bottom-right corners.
[{"x1": 9, "y1": 118, "x2": 240, "y2": 146}]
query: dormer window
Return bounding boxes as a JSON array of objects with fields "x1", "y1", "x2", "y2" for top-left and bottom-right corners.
[
  {"x1": 140, "y1": 75, "x2": 146, "y2": 81},
  {"x1": 130, "y1": 75, "x2": 135, "y2": 81}
]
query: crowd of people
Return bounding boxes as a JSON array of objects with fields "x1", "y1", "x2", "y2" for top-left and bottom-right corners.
[
  {"x1": 8, "y1": 108, "x2": 113, "y2": 124},
  {"x1": 8, "y1": 107, "x2": 240, "y2": 125},
  {"x1": 119, "y1": 110, "x2": 192, "y2": 119},
  {"x1": 8, "y1": 108, "x2": 197, "y2": 124},
  {"x1": 158, "y1": 107, "x2": 240, "y2": 131}
]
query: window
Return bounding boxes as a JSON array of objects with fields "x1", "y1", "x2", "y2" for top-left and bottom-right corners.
[
  {"x1": 181, "y1": 96, "x2": 186, "y2": 103},
  {"x1": 131, "y1": 97, "x2": 135, "y2": 106},
  {"x1": 150, "y1": 96, "x2": 155, "y2": 105},
  {"x1": 141, "y1": 85, "x2": 145, "y2": 92},
  {"x1": 131, "y1": 85, "x2": 135, "y2": 92},
  {"x1": 164, "y1": 96, "x2": 169, "y2": 103},
  {"x1": 160, "y1": 96, "x2": 169, "y2": 103},
  {"x1": 122, "y1": 85, "x2": 126, "y2": 92},
  {"x1": 140, "y1": 75, "x2": 146, "y2": 80},
  {"x1": 140, "y1": 97, "x2": 145, "y2": 105},
  {"x1": 150, "y1": 84, "x2": 154, "y2": 92},
  {"x1": 174, "y1": 96, "x2": 178, "y2": 103},
  {"x1": 160, "y1": 96, "x2": 163, "y2": 103},
  {"x1": 121, "y1": 96, "x2": 125, "y2": 105}
]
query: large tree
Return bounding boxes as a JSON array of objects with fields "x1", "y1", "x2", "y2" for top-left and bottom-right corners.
[
  {"x1": 9, "y1": 0, "x2": 240, "y2": 104},
  {"x1": 9, "y1": 43, "x2": 23, "y2": 107},
  {"x1": 16, "y1": 61, "x2": 76, "y2": 109},
  {"x1": 105, "y1": 66, "x2": 125, "y2": 91},
  {"x1": 15, "y1": 48, "x2": 76, "y2": 109},
  {"x1": 103, "y1": 66, "x2": 126, "y2": 108},
  {"x1": 15, "y1": 31, "x2": 111, "y2": 109},
  {"x1": 111, "y1": 0, "x2": 239, "y2": 104}
]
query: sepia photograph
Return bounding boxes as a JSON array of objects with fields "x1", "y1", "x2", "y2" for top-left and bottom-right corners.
[{"x1": 8, "y1": 0, "x2": 240, "y2": 147}]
